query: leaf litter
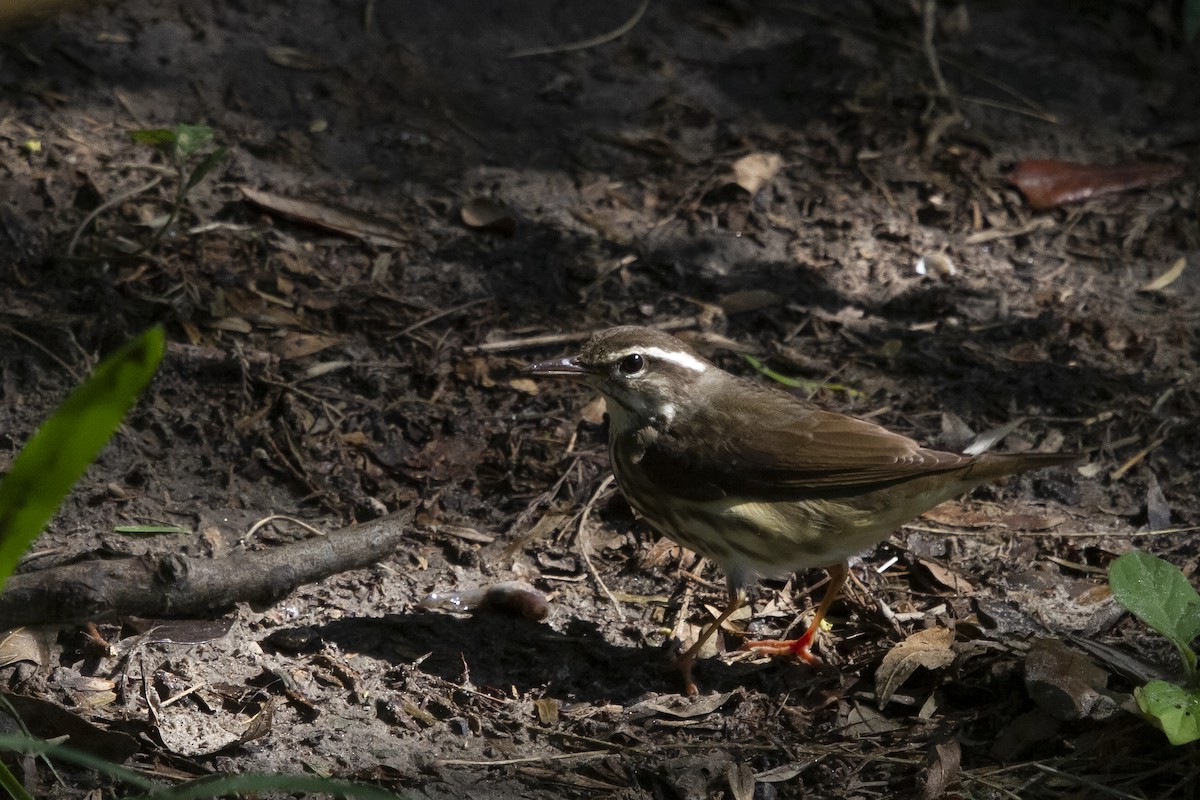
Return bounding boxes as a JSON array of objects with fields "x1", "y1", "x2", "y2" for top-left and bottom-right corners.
[{"x1": 1, "y1": 0, "x2": 1199, "y2": 798}]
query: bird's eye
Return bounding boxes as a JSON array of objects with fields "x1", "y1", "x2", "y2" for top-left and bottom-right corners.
[{"x1": 618, "y1": 353, "x2": 645, "y2": 375}]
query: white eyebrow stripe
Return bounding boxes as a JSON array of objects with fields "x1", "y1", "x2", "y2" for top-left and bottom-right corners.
[{"x1": 622, "y1": 346, "x2": 707, "y2": 373}]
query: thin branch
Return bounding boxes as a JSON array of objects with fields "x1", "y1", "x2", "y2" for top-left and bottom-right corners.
[
  {"x1": 509, "y1": 0, "x2": 650, "y2": 59},
  {"x1": 577, "y1": 474, "x2": 624, "y2": 621}
]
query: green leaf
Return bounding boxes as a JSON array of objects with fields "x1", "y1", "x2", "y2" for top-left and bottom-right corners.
[
  {"x1": 0, "y1": 327, "x2": 165, "y2": 588},
  {"x1": 1135, "y1": 680, "x2": 1200, "y2": 745},
  {"x1": 172, "y1": 123, "x2": 214, "y2": 159},
  {"x1": 184, "y1": 144, "x2": 228, "y2": 191},
  {"x1": 1110, "y1": 550, "x2": 1200, "y2": 650},
  {"x1": 0, "y1": 759, "x2": 34, "y2": 800},
  {"x1": 0, "y1": 734, "x2": 407, "y2": 798},
  {"x1": 129, "y1": 127, "x2": 177, "y2": 148}
]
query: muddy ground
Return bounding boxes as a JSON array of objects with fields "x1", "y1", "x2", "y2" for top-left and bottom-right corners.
[{"x1": 1, "y1": 0, "x2": 1198, "y2": 797}]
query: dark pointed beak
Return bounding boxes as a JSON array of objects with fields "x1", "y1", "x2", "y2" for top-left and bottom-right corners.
[{"x1": 522, "y1": 356, "x2": 592, "y2": 381}]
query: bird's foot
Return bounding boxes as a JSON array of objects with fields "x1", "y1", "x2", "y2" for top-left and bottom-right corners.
[
  {"x1": 742, "y1": 630, "x2": 821, "y2": 665},
  {"x1": 671, "y1": 649, "x2": 701, "y2": 696}
]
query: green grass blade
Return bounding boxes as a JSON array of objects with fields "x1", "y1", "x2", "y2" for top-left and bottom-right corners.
[
  {"x1": 0, "y1": 760, "x2": 34, "y2": 800},
  {"x1": 742, "y1": 355, "x2": 863, "y2": 398},
  {"x1": 0, "y1": 735, "x2": 156, "y2": 791},
  {"x1": 0, "y1": 734, "x2": 407, "y2": 798},
  {"x1": 0, "y1": 326, "x2": 165, "y2": 588},
  {"x1": 133, "y1": 773, "x2": 406, "y2": 799}
]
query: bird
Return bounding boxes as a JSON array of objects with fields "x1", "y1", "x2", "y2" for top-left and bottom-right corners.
[{"x1": 524, "y1": 325, "x2": 1077, "y2": 694}]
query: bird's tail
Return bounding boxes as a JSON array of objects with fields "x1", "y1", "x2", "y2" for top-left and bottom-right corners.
[{"x1": 964, "y1": 451, "x2": 1081, "y2": 482}]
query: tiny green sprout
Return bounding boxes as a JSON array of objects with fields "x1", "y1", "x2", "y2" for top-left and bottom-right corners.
[{"x1": 128, "y1": 123, "x2": 227, "y2": 252}]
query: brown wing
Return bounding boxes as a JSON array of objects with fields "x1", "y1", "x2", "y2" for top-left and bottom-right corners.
[{"x1": 641, "y1": 379, "x2": 971, "y2": 501}]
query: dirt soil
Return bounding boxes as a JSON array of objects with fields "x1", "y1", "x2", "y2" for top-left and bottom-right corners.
[{"x1": 2, "y1": 0, "x2": 1199, "y2": 797}]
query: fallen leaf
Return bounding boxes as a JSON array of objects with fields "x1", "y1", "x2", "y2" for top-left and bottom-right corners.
[
  {"x1": 731, "y1": 152, "x2": 783, "y2": 194},
  {"x1": 0, "y1": 628, "x2": 50, "y2": 667},
  {"x1": 1140, "y1": 257, "x2": 1187, "y2": 293},
  {"x1": 1024, "y1": 637, "x2": 1117, "y2": 722},
  {"x1": 3, "y1": 693, "x2": 139, "y2": 762},
  {"x1": 921, "y1": 740, "x2": 961, "y2": 800},
  {"x1": 126, "y1": 617, "x2": 237, "y2": 645},
  {"x1": 917, "y1": 558, "x2": 976, "y2": 594},
  {"x1": 534, "y1": 698, "x2": 560, "y2": 725},
  {"x1": 238, "y1": 696, "x2": 277, "y2": 744},
  {"x1": 274, "y1": 333, "x2": 342, "y2": 360},
  {"x1": 875, "y1": 627, "x2": 955, "y2": 708},
  {"x1": 920, "y1": 505, "x2": 996, "y2": 528},
  {"x1": 508, "y1": 377, "x2": 540, "y2": 395},
  {"x1": 727, "y1": 762, "x2": 755, "y2": 800},
  {"x1": 634, "y1": 691, "x2": 734, "y2": 718},
  {"x1": 210, "y1": 316, "x2": 253, "y2": 334},
  {"x1": 1009, "y1": 159, "x2": 1183, "y2": 210},
  {"x1": 241, "y1": 186, "x2": 407, "y2": 247},
  {"x1": 841, "y1": 701, "x2": 906, "y2": 736},
  {"x1": 341, "y1": 431, "x2": 369, "y2": 446},
  {"x1": 461, "y1": 197, "x2": 517, "y2": 236}
]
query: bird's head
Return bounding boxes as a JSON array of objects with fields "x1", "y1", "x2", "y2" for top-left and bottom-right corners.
[{"x1": 524, "y1": 326, "x2": 713, "y2": 432}]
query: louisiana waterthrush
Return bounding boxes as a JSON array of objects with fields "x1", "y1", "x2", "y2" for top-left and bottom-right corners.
[{"x1": 526, "y1": 326, "x2": 1076, "y2": 694}]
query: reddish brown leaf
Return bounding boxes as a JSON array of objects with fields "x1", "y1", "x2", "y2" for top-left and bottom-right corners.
[{"x1": 1009, "y1": 159, "x2": 1182, "y2": 210}]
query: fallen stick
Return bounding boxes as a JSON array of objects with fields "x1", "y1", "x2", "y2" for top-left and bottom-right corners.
[{"x1": 0, "y1": 511, "x2": 414, "y2": 628}]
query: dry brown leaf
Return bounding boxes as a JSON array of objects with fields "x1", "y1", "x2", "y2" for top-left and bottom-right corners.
[
  {"x1": 63, "y1": 675, "x2": 116, "y2": 692},
  {"x1": 921, "y1": 740, "x2": 961, "y2": 800},
  {"x1": 841, "y1": 701, "x2": 907, "y2": 736},
  {"x1": 1001, "y1": 512, "x2": 1067, "y2": 531},
  {"x1": 455, "y1": 356, "x2": 494, "y2": 387},
  {"x1": 634, "y1": 690, "x2": 734, "y2": 719},
  {"x1": 274, "y1": 333, "x2": 341, "y2": 360},
  {"x1": 241, "y1": 186, "x2": 407, "y2": 247},
  {"x1": 210, "y1": 316, "x2": 253, "y2": 334},
  {"x1": 1024, "y1": 637, "x2": 1116, "y2": 721},
  {"x1": 731, "y1": 152, "x2": 783, "y2": 194},
  {"x1": 1140, "y1": 257, "x2": 1187, "y2": 293},
  {"x1": 461, "y1": 197, "x2": 517, "y2": 236},
  {"x1": 534, "y1": 697, "x2": 560, "y2": 725},
  {"x1": 0, "y1": 627, "x2": 50, "y2": 667},
  {"x1": 727, "y1": 762, "x2": 756, "y2": 800},
  {"x1": 508, "y1": 377, "x2": 540, "y2": 395},
  {"x1": 920, "y1": 505, "x2": 996, "y2": 528},
  {"x1": 875, "y1": 627, "x2": 955, "y2": 708},
  {"x1": 917, "y1": 558, "x2": 976, "y2": 594}
]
